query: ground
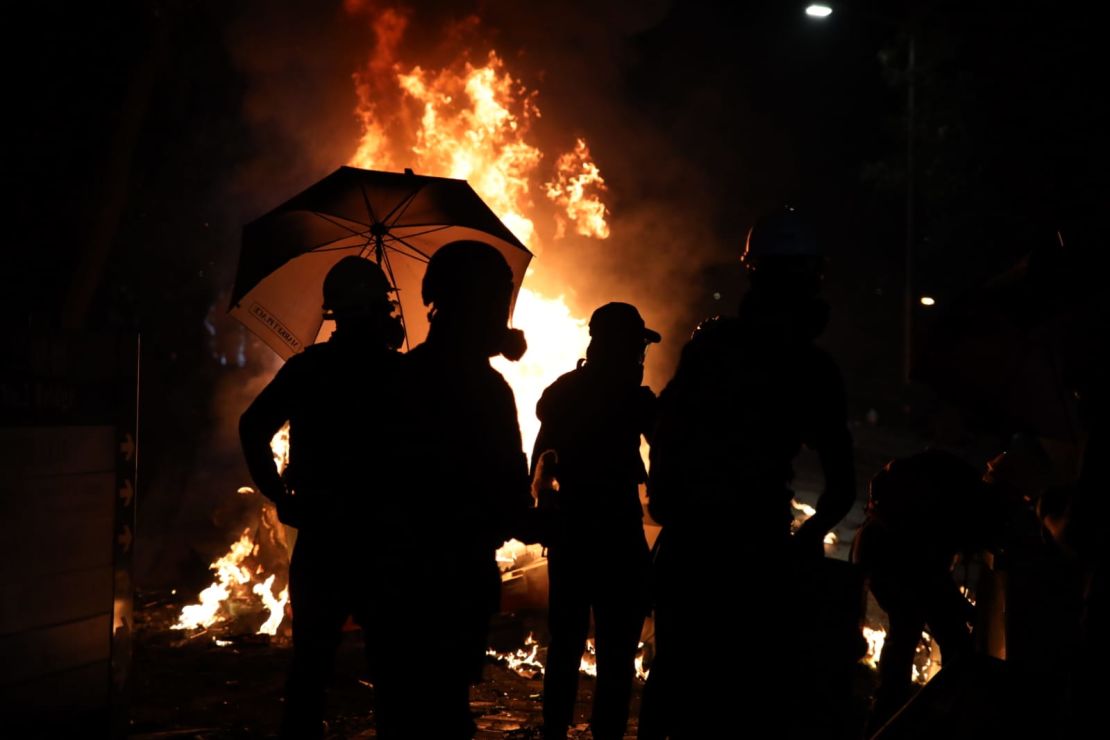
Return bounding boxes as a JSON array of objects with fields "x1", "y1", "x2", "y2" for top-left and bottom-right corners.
[
  {"x1": 129, "y1": 591, "x2": 882, "y2": 739},
  {"x1": 129, "y1": 595, "x2": 642, "y2": 739}
]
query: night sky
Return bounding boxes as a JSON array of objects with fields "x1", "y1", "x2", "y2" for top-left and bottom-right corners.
[{"x1": 6, "y1": 0, "x2": 1107, "y2": 584}]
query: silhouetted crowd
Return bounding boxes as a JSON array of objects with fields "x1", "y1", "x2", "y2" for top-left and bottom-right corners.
[{"x1": 241, "y1": 211, "x2": 1106, "y2": 739}]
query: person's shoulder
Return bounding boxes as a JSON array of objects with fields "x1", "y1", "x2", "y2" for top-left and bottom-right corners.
[
  {"x1": 400, "y1": 342, "x2": 431, "y2": 371},
  {"x1": 688, "y1": 315, "x2": 742, "y2": 348},
  {"x1": 277, "y1": 343, "x2": 328, "y2": 375},
  {"x1": 673, "y1": 315, "x2": 737, "y2": 361},
  {"x1": 295, "y1": 341, "x2": 340, "y2": 362},
  {"x1": 781, "y1": 340, "x2": 839, "y2": 393},
  {"x1": 477, "y1": 363, "x2": 520, "y2": 417},
  {"x1": 483, "y1": 362, "x2": 516, "y2": 393},
  {"x1": 536, "y1": 366, "x2": 585, "y2": 417},
  {"x1": 545, "y1": 366, "x2": 584, "y2": 396}
]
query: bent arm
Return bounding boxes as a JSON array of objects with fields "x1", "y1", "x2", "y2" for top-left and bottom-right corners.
[
  {"x1": 806, "y1": 427, "x2": 856, "y2": 536},
  {"x1": 797, "y1": 355, "x2": 856, "y2": 546},
  {"x1": 239, "y1": 368, "x2": 293, "y2": 506}
]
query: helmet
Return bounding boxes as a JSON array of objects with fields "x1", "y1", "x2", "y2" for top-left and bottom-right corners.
[
  {"x1": 589, "y1": 302, "x2": 661, "y2": 344},
  {"x1": 322, "y1": 256, "x2": 395, "y2": 318},
  {"x1": 741, "y1": 207, "x2": 820, "y2": 267},
  {"x1": 421, "y1": 240, "x2": 514, "y2": 309},
  {"x1": 421, "y1": 241, "x2": 523, "y2": 360}
]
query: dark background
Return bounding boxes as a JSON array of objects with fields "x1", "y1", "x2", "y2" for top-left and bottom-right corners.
[{"x1": 5, "y1": 0, "x2": 1107, "y2": 586}]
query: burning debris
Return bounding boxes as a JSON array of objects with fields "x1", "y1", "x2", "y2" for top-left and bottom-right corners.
[
  {"x1": 487, "y1": 632, "x2": 652, "y2": 683},
  {"x1": 862, "y1": 626, "x2": 887, "y2": 669},
  {"x1": 487, "y1": 632, "x2": 546, "y2": 679},
  {"x1": 171, "y1": 494, "x2": 291, "y2": 640},
  {"x1": 174, "y1": 427, "x2": 292, "y2": 641}
]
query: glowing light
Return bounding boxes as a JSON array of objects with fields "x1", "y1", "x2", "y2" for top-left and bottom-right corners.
[
  {"x1": 495, "y1": 538, "x2": 545, "y2": 572},
  {"x1": 920, "y1": 296, "x2": 936, "y2": 306},
  {"x1": 253, "y1": 574, "x2": 290, "y2": 636},
  {"x1": 805, "y1": 4, "x2": 834, "y2": 18},
  {"x1": 492, "y1": 288, "x2": 590, "y2": 456},
  {"x1": 791, "y1": 499, "x2": 817, "y2": 518},
  {"x1": 487, "y1": 632, "x2": 545, "y2": 678},
  {"x1": 862, "y1": 626, "x2": 886, "y2": 668}
]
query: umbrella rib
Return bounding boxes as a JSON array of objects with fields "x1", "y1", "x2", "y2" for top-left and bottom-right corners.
[
  {"x1": 300, "y1": 225, "x2": 373, "y2": 254},
  {"x1": 381, "y1": 186, "x2": 423, "y2": 226},
  {"x1": 313, "y1": 211, "x2": 371, "y2": 234},
  {"x1": 378, "y1": 248, "x2": 411, "y2": 352},
  {"x1": 380, "y1": 224, "x2": 454, "y2": 242},
  {"x1": 359, "y1": 183, "x2": 380, "y2": 226},
  {"x1": 311, "y1": 241, "x2": 372, "y2": 253}
]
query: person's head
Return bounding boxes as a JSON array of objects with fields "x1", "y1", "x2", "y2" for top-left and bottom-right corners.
[
  {"x1": 422, "y1": 240, "x2": 526, "y2": 359},
  {"x1": 322, "y1": 256, "x2": 402, "y2": 348},
  {"x1": 741, "y1": 207, "x2": 824, "y2": 300},
  {"x1": 585, "y1": 302, "x2": 661, "y2": 370}
]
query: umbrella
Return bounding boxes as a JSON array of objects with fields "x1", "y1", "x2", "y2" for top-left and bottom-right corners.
[
  {"x1": 913, "y1": 240, "x2": 1097, "y2": 441},
  {"x1": 230, "y1": 166, "x2": 532, "y2": 358}
]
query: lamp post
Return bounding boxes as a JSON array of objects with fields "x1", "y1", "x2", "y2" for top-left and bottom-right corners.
[{"x1": 806, "y1": 4, "x2": 917, "y2": 384}]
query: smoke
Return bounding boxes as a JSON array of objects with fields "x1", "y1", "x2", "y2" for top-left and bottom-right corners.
[
  {"x1": 164, "y1": 0, "x2": 735, "y2": 581},
  {"x1": 218, "y1": 0, "x2": 732, "y2": 389}
]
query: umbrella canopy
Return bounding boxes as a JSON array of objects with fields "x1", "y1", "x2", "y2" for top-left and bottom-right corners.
[{"x1": 230, "y1": 166, "x2": 532, "y2": 358}]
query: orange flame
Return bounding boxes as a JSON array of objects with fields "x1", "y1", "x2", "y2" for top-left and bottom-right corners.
[
  {"x1": 346, "y1": 24, "x2": 610, "y2": 458},
  {"x1": 187, "y1": 9, "x2": 615, "y2": 647},
  {"x1": 546, "y1": 138, "x2": 610, "y2": 240},
  {"x1": 174, "y1": 426, "x2": 291, "y2": 637},
  {"x1": 486, "y1": 631, "x2": 546, "y2": 678},
  {"x1": 862, "y1": 626, "x2": 886, "y2": 669}
]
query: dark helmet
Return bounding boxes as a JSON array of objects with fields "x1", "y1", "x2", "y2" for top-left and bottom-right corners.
[
  {"x1": 421, "y1": 240, "x2": 514, "y2": 309},
  {"x1": 589, "y1": 302, "x2": 661, "y2": 344},
  {"x1": 421, "y1": 240, "x2": 526, "y2": 360},
  {"x1": 322, "y1": 256, "x2": 395, "y2": 319},
  {"x1": 742, "y1": 207, "x2": 820, "y2": 266},
  {"x1": 741, "y1": 207, "x2": 824, "y2": 297}
]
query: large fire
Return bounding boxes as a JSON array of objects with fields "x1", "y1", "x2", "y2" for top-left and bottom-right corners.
[
  {"x1": 178, "y1": 9, "x2": 608, "y2": 642},
  {"x1": 348, "y1": 16, "x2": 609, "y2": 571},
  {"x1": 348, "y1": 33, "x2": 605, "y2": 459}
]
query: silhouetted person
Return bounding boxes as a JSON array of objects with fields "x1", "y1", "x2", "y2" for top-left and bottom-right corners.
[
  {"x1": 239, "y1": 256, "x2": 403, "y2": 740},
  {"x1": 1038, "y1": 329, "x2": 1108, "y2": 735},
  {"x1": 640, "y1": 208, "x2": 856, "y2": 739},
  {"x1": 532, "y1": 302, "x2": 659, "y2": 740},
  {"x1": 852, "y1": 449, "x2": 1000, "y2": 731},
  {"x1": 390, "y1": 240, "x2": 534, "y2": 738}
]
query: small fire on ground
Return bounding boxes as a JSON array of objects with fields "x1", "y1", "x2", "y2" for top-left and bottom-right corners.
[
  {"x1": 173, "y1": 427, "x2": 292, "y2": 641},
  {"x1": 487, "y1": 632, "x2": 651, "y2": 682}
]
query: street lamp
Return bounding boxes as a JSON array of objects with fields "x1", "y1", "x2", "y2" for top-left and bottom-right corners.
[{"x1": 806, "y1": 4, "x2": 917, "y2": 384}]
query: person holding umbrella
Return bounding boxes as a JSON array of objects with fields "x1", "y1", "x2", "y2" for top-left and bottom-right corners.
[
  {"x1": 239, "y1": 256, "x2": 404, "y2": 740},
  {"x1": 390, "y1": 239, "x2": 534, "y2": 739}
]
